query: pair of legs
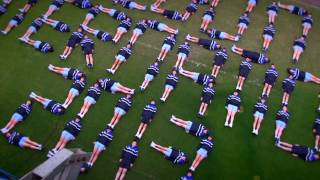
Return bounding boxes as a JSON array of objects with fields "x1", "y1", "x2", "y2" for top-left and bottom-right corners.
[
  {"x1": 43, "y1": 5, "x2": 59, "y2": 18},
  {"x1": 292, "y1": 47, "x2": 303, "y2": 62},
  {"x1": 231, "y1": 45, "x2": 244, "y2": 55},
  {"x1": 189, "y1": 153, "x2": 205, "y2": 172},
  {"x1": 224, "y1": 105, "x2": 238, "y2": 127},
  {"x1": 313, "y1": 130, "x2": 320, "y2": 150},
  {"x1": 276, "y1": 141, "x2": 293, "y2": 151},
  {"x1": 107, "y1": 58, "x2": 124, "y2": 74},
  {"x1": 85, "y1": 53, "x2": 94, "y2": 67},
  {"x1": 150, "y1": 141, "x2": 169, "y2": 154},
  {"x1": 274, "y1": 123, "x2": 285, "y2": 141},
  {"x1": 19, "y1": 2, "x2": 35, "y2": 13},
  {"x1": 198, "y1": 102, "x2": 208, "y2": 116},
  {"x1": 113, "y1": 28, "x2": 126, "y2": 43},
  {"x1": 200, "y1": 17, "x2": 212, "y2": 32},
  {"x1": 179, "y1": 68, "x2": 197, "y2": 81},
  {"x1": 2, "y1": 20, "x2": 18, "y2": 34},
  {"x1": 277, "y1": 3, "x2": 293, "y2": 11},
  {"x1": 81, "y1": 24, "x2": 98, "y2": 36},
  {"x1": 236, "y1": 76, "x2": 246, "y2": 91},
  {"x1": 169, "y1": 115, "x2": 188, "y2": 129},
  {"x1": 62, "y1": 89, "x2": 78, "y2": 109},
  {"x1": 237, "y1": 24, "x2": 247, "y2": 36},
  {"x1": 82, "y1": 14, "x2": 94, "y2": 26},
  {"x1": 157, "y1": 44, "x2": 170, "y2": 61},
  {"x1": 1, "y1": 117, "x2": 21, "y2": 133},
  {"x1": 174, "y1": 53, "x2": 187, "y2": 68},
  {"x1": 302, "y1": 25, "x2": 311, "y2": 36},
  {"x1": 21, "y1": 137, "x2": 42, "y2": 150},
  {"x1": 21, "y1": 26, "x2": 37, "y2": 39},
  {"x1": 262, "y1": 83, "x2": 272, "y2": 97},
  {"x1": 19, "y1": 37, "x2": 38, "y2": 47},
  {"x1": 29, "y1": 92, "x2": 49, "y2": 107},
  {"x1": 61, "y1": 46, "x2": 74, "y2": 59},
  {"x1": 85, "y1": 143, "x2": 104, "y2": 169},
  {"x1": 129, "y1": 29, "x2": 142, "y2": 44},
  {"x1": 182, "y1": 11, "x2": 193, "y2": 21},
  {"x1": 41, "y1": 17, "x2": 58, "y2": 27},
  {"x1": 115, "y1": 167, "x2": 127, "y2": 180},
  {"x1": 153, "y1": 0, "x2": 166, "y2": 8},
  {"x1": 281, "y1": 92, "x2": 290, "y2": 106},
  {"x1": 114, "y1": 84, "x2": 135, "y2": 94},
  {"x1": 211, "y1": 0, "x2": 220, "y2": 7},
  {"x1": 140, "y1": 78, "x2": 152, "y2": 90},
  {"x1": 108, "y1": 109, "x2": 125, "y2": 129},
  {"x1": 135, "y1": 122, "x2": 148, "y2": 139},
  {"x1": 268, "y1": 11, "x2": 277, "y2": 24},
  {"x1": 211, "y1": 65, "x2": 221, "y2": 77},
  {"x1": 160, "y1": 85, "x2": 173, "y2": 102},
  {"x1": 246, "y1": 1, "x2": 256, "y2": 12},
  {"x1": 262, "y1": 35, "x2": 273, "y2": 50},
  {"x1": 159, "y1": 24, "x2": 178, "y2": 34},
  {"x1": 78, "y1": 98, "x2": 93, "y2": 118},
  {"x1": 47, "y1": 64, "x2": 68, "y2": 76},
  {"x1": 252, "y1": 115, "x2": 263, "y2": 135}
]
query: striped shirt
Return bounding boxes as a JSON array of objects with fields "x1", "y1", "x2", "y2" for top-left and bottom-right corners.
[
  {"x1": 118, "y1": 47, "x2": 132, "y2": 59},
  {"x1": 202, "y1": 86, "x2": 215, "y2": 99},
  {"x1": 96, "y1": 128, "x2": 113, "y2": 146},
  {"x1": 87, "y1": 85, "x2": 102, "y2": 100},
  {"x1": 293, "y1": 38, "x2": 306, "y2": 50},
  {"x1": 203, "y1": 9, "x2": 215, "y2": 18},
  {"x1": 99, "y1": 78, "x2": 116, "y2": 91},
  {"x1": 71, "y1": 79, "x2": 86, "y2": 93},
  {"x1": 148, "y1": 20, "x2": 160, "y2": 30},
  {"x1": 7, "y1": 131, "x2": 24, "y2": 146},
  {"x1": 276, "y1": 110, "x2": 290, "y2": 123},
  {"x1": 141, "y1": 103, "x2": 157, "y2": 122},
  {"x1": 80, "y1": 38, "x2": 94, "y2": 48},
  {"x1": 121, "y1": 144, "x2": 139, "y2": 163},
  {"x1": 266, "y1": 3, "x2": 278, "y2": 13},
  {"x1": 31, "y1": 18, "x2": 43, "y2": 31},
  {"x1": 265, "y1": 67, "x2": 278, "y2": 80},
  {"x1": 186, "y1": 2, "x2": 198, "y2": 12},
  {"x1": 226, "y1": 94, "x2": 241, "y2": 107},
  {"x1": 146, "y1": 63, "x2": 159, "y2": 76},
  {"x1": 263, "y1": 24, "x2": 276, "y2": 37},
  {"x1": 189, "y1": 123, "x2": 207, "y2": 137},
  {"x1": 178, "y1": 43, "x2": 191, "y2": 56},
  {"x1": 163, "y1": 36, "x2": 176, "y2": 49},
  {"x1": 116, "y1": 96, "x2": 132, "y2": 112},
  {"x1": 112, "y1": 11, "x2": 127, "y2": 21},
  {"x1": 238, "y1": 15, "x2": 250, "y2": 25},
  {"x1": 240, "y1": 60, "x2": 252, "y2": 70},
  {"x1": 135, "y1": 20, "x2": 148, "y2": 33},
  {"x1": 88, "y1": 6, "x2": 100, "y2": 16},
  {"x1": 64, "y1": 119, "x2": 82, "y2": 136},
  {"x1": 39, "y1": 42, "x2": 52, "y2": 53},
  {"x1": 199, "y1": 138, "x2": 214, "y2": 152},
  {"x1": 302, "y1": 16, "x2": 313, "y2": 26},
  {"x1": 119, "y1": 18, "x2": 132, "y2": 30},
  {"x1": 165, "y1": 74, "x2": 179, "y2": 88},
  {"x1": 52, "y1": 0, "x2": 64, "y2": 7},
  {"x1": 254, "y1": 102, "x2": 268, "y2": 114}
]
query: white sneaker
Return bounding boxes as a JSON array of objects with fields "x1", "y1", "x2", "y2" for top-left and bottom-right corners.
[
  {"x1": 255, "y1": 130, "x2": 259, "y2": 135},
  {"x1": 231, "y1": 44, "x2": 236, "y2": 52},
  {"x1": 111, "y1": 70, "x2": 116, "y2": 75},
  {"x1": 1, "y1": 30, "x2": 7, "y2": 35},
  {"x1": 171, "y1": 115, "x2": 176, "y2": 120},
  {"x1": 150, "y1": 4, "x2": 156, "y2": 11},
  {"x1": 229, "y1": 123, "x2": 233, "y2": 128},
  {"x1": 106, "y1": 68, "x2": 112, "y2": 73},
  {"x1": 150, "y1": 141, "x2": 156, "y2": 148},
  {"x1": 224, "y1": 121, "x2": 229, "y2": 127},
  {"x1": 186, "y1": 34, "x2": 191, "y2": 40},
  {"x1": 1, "y1": 128, "x2": 8, "y2": 134},
  {"x1": 48, "y1": 64, "x2": 54, "y2": 70},
  {"x1": 98, "y1": 5, "x2": 104, "y2": 11},
  {"x1": 174, "y1": 29, "x2": 179, "y2": 35},
  {"x1": 160, "y1": 97, "x2": 165, "y2": 102},
  {"x1": 29, "y1": 92, "x2": 36, "y2": 98},
  {"x1": 235, "y1": 36, "x2": 239, "y2": 42}
]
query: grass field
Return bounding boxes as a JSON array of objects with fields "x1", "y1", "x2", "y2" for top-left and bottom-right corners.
[{"x1": 0, "y1": 0, "x2": 320, "y2": 179}]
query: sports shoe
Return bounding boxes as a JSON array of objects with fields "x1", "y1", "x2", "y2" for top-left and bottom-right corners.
[
  {"x1": 231, "y1": 44, "x2": 236, "y2": 52},
  {"x1": 186, "y1": 34, "x2": 191, "y2": 40},
  {"x1": 224, "y1": 121, "x2": 229, "y2": 127},
  {"x1": 150, "y1": 4, "x2": 156, "y2": 12},
  {"x1": 150, "y1": 141, "x2": 156, "y2": 148},
  {"x1": 235, "y1": 36, "x2": 240, "y2": 42}
]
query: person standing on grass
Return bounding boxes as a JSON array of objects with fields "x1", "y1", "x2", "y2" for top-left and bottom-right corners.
[
  {"x1": 3, "y1": 131, "x2": 42, "y2": 151},
  {"x1": 189, "y1": 135, "x2": 214, "y2": 172},
  {"x1": 59, "y1": 27, "x2": 84, "y2": 60},
  {"x1": 107, "y1": 94, "x2": 133, "y2": 129},
  {"x1": 266, "y1": 2, "x2": 278, "y2": 24},
  {"x1": 281, "y1": 76, "x2": 295, "y2": 106},
  {"x1": 236, "y1": 58, "x2": 252, "y2": 91},
  {"x1": 262, "y1": 64, "x2": 278, "y2": 98},
  {"x1": 140, "y1": 61, "x2": 160, "y2": 91},
  {"x1": 156, "y1": 34, "x2": 176, "y2": 61},
  {"x1": 1, "y1": 100, "x2": 33, "y2": 134},
  {"x1": 262, "y1": 23, "x2": 276, "y2": 52},
  {"x1": 211, "y1": 48, "x2": 228, "y2": 78},
  {"x1": 150, "y1": 141, "x2": 188, "y2": 165},
  {"x1": 274, "y1": 106, "x2": 290, "y2": 145},
  {"x1": 47, "y1": 117, "x2": 82, "y2": 158},
  {"x1": 81, "y1": 127, "x2": 113, "y2": 173},
  {"x1": 224, "y1": 91, "x2": 241, "y2": 128},
  {"x1": 80, "y1": 35, "x2": 95, "y2": 68},
  {"x1": 160, "y1": 69, "x2": 179, "y2": 102},
  {"x1": 77, "y1": 82, "x2": 102, "y2": 118},
  {"x1": 198, "y1": 82, "x2": 215, "y2": 117},
  {"x1": 169, "y1": 115, "x2": 210, "y2": 137},
  {"x1": 252, "y1": 97, "x2": 268, "y2": 135},
  {"x1": 135, "y1": 101, "x2": 157, "y2": 139},
  {"x1": 29, "y1": 92, "x2": 65, "y2": 115},
  {"x1": 115, "y1": 140, "x2": 139, "y2": 180},
  {"x1": 200, "y1": 7, "x2": 215, "y2": 32},
  {"x1": 276, "y1": 141, "x2": 320, "y2": 161},
  {"x1": 312, "y1": 117, "x2": 320, "y2": 151}
]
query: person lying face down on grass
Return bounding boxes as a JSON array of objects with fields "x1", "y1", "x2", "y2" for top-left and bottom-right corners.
[
  {"x1": 276, "y1": 141, "x2": 320, "y2": 162},
  {"x1": 274, "y1": 105, "x2": 290, "y2": 146},
  {"x1": 1, "y1": 12, "x2": 24, "y2": 35},
  {"x1": 312, "y1": 116, "x2": 320, "y2": 151},
  {"x1": 211, "y1": 48, "x2": 228, "y2": 78},
  {"x1": 29, "y1": 92, "x2": 65, "y2": 115},
  {"x1": 189, "y1": 135, "x2": 214, "y2": 172},
  {"x1": 169, "y1": 115, "x2": 210, "y2": 137},
  {"x1": 135, "y1": 100, "x2": 157, "y2": 139},
  {"x1": 156, "y1": 34, "x2": 176, "y2": 61},
  {"x1": 3, "y1": 131, "x2": 42, "y2": 151},
  {"x1": 113, "y1": 17, "x2": 132, "y2": 43},
  {"x1": 224, "y1": 91, "x2": 241, "y2": 128},
  {"x1": 281, "y1": 76, "x2": 296, "y2": 106},
  {"x1": 41, "y1": 16, "x2": 70, "y2": 33},
  {"x1": 262, "y1": 64, "x2": 278, "y2": 98},
  {"x1": 150, "y1": 5, "x2": 183, "y2": 21},
  {"x1": 77, "y1": 82, "x2": 102, "y2": 118},
  {"x1": 98, "y1": 78, "x2": 135, "y2": 95},
  {"x1": 59, "y1": 27, "x2": 84, "y2": 60},
  {"x1": 47, "y1": 117, "x2": 82, "y2": 158},
  {"x1": 147, "y1": 19, "x2": 179, "y2": 34},
  {"x1": 292, "y1": 36, "x2": 307, "y2": 64},
  {"x1": 1, "y1": 100, "x2": 32, "y2": 134},
  {"x1": 261, "y1": 23, "x2": 276, "y2": 52},
  {"x1": 81, "y1": 24, "x2": 113, "y2": 43},
  {"x1": 235, "y1": 58, "x2": 252, "y2": 91},
  {"x1": 20, "y1": 17, "x2": 44, "y2": 39},
  {"x1": 200, "y1": 7, "x2": 216, "y2": 32},
  {"x1": 99, "y1": 5, "x2": 128, "y2": 21},
  {"x1": 198, "y1": 82, "x2": 215, "y2": 117},
  {"x1": 48, "y1": 64, "x2": 86, "y2": 81},
  {"x1": 82, "y1": 5, "x2": 101, "y2": 26},
  {"x1": 140, "y1": 61, "x2": 160, "y2": 91},
  {"x1": 19, "y1": 37, "x2": 54, "y2": 53},
  {"x1": 61, "y1": 77, "x2": 86, "y2": 109},
  {"x1": 43, "y1": 0, "x2": 64, "y2": 18},
  {"x1": 174, "y1": 42, "x2": 191, "y2": 69},
  {"x1": 112, "y1": 0, "x2": 146, "y2": 11},
  {"x1": 106, "y1": 43, "x2": 133, "y2": 75},
  {"x1": 160, "y1": 69, "x2": 179, "y2": 103},
  {"x1": 65, "y1": 0, "x2": 92, "y2": 9},
  {"x1": 301, "y1": 14, "x2": 313, "y2": 36},
  {"x1": 150, "y1": 141, "x2": 189, "y2": 165},
  {"x1": 182, "y1": 0, "x2": 198, "y2": 21},
  {"x1": 114, "y1": 140, "x2": 139, "y2": 180},
  {"x1": 266, "y1": 2, "x2": 279, "y2": 24},
  {"x1": 205, "y1": 28, "x2": 238, "y2": 41},
  {"x1": 81, "y1": 126, "x2": 113, "y2": 173},
  {"x1": 251, "y1": 97, "x2": 268, "y2": 136},
  {"x1": 277, "y1": 2, "x2": 308, "y2": 16},
  {"x1": 186, "y1": 34, "x2": 221, "y2": 52},
  {"x1": 287, "y1": 67, "x2": 320, "y2": 84},
  {"x1": 231, "y1": 44, "x2": 270, "y2": 64},
  {"x1": 107, "y1": 94, "x2": 133, "y2": 129},
  {"x1": 236, "y1": 12, "x2": 250, "y2": 39},
  {"x1": 129, "y1": 19, "x2": 149, "y2": 44},
  {"x1": 178, "y1": 67, "x2": 215, "y2": 86}
]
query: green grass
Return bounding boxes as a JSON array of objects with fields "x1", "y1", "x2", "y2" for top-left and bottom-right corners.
[{"x1": 0, "y1": 0, "x2": 320, "y2": 179}]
